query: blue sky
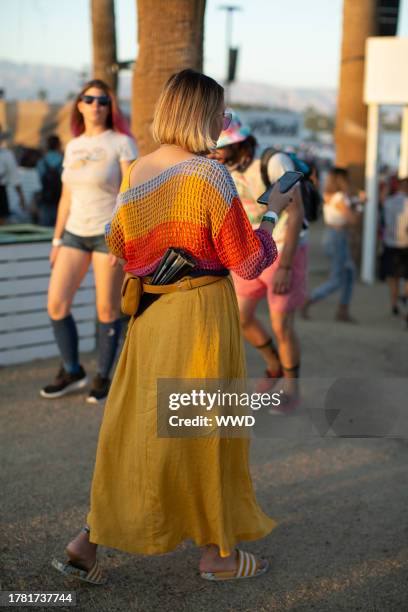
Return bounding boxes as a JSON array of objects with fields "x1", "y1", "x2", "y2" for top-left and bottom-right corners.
[{"x1": 1, "y1": 0, "x2": 408, "y2": 88}]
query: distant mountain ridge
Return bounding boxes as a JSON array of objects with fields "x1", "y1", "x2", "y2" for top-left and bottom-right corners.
[{"x1": 0, "y1": 59, "x2": 336, "y2": 115}]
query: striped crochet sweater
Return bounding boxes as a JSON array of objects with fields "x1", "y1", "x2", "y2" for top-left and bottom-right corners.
[{"x1": 106, "y1": 157, "x2": 277, "y2": 279}]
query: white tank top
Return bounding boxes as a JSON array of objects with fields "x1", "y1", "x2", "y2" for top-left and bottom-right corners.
[{"x1": 323, "y1": 191, "x2": 350, "y2": 227}]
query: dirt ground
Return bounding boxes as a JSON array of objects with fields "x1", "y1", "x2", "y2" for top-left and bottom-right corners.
[{"x1": 1, "y1": 222, "x2": 408, "y2": 611}]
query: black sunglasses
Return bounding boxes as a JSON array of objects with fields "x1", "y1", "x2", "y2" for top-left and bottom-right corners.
[{"x1": 81, "y1": 94, "x2": 111, "y2": 106}]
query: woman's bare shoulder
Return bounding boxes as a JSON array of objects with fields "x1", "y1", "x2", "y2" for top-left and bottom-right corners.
[{"x1": 128, "y1": 153, "x2": 219, "y2": 188}]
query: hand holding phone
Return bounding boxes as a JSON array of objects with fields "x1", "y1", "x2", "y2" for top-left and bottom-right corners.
[{"x1": 257, "y1": 171, "x2": 304, "y2": 206}]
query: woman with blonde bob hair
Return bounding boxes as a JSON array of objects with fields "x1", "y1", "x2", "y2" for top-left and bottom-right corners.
[{"x1": 53, "y1": 69, "x2": 294, "y2": 583}]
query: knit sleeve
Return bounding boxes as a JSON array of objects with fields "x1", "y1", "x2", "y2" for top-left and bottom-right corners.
[
  {"x1": 105, "y1": 161, "x2": 139, "y2": 258},
  {"x1": 206, "y1": 162, "x2": 278, "y2": 279},
  {"x1": 105, "y1": 198, "x2": 125, "y2": 259}
]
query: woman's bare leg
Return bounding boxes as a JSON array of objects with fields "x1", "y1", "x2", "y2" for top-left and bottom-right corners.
[
  {"x1": 387, "y1": 276, "x2": 399, "y2": 312},
  {"x1": 47, "y1": 247, "x2": 91, "y2": 320},
  {"x1": 92, "y1": 252, "x2": 124, "y2": 323},
  {"x1": 270, "y1": 310, "x2": 300, "y2": 396},
  {"x1": 237, "y1": 295, "x2": 281, "y2": 373}
]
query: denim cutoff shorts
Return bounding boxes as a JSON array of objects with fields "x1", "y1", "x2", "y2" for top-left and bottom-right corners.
[{"x1": 62, "y1": 230, "x2": 109, "y2": 254}]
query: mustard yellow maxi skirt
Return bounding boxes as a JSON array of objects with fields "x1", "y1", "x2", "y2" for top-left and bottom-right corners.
[{"x1": 87, "y1": 276, "x2": 276, "y2": 556}]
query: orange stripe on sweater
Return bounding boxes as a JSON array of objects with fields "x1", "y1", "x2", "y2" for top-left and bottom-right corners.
[{"x1": 124, "y1": 220, "x2": 219, "y2": 263}]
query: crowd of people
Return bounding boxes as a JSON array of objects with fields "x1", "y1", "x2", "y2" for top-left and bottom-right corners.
[
  {"x1": 0, "y1": 129, "x2": 63, "y2": 227},
  {"x1": 2, "y1": 67, "x2": 407, "y2": 584}
]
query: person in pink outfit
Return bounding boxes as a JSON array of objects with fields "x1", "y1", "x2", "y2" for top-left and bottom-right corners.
[{"x1": 209, "y1": 113, "x2": 307, "y2": 409}]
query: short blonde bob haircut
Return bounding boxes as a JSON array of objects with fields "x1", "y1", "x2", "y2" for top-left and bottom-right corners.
[{"x1": 152, "y1": 69, "x2": 224, "y2": 153}]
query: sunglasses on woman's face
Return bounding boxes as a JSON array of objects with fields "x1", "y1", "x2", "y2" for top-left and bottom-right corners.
[
  {"x1": 81, "y1": 94, "x2": 111, "y2": 106},
  {"x1": 222, "y1": 112, "x2": 233, "y2": 131}
]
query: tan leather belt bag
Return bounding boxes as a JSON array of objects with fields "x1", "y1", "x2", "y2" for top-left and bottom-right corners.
[{"x1": 121, "y1": 274, "x2": 225, "y2": 316}]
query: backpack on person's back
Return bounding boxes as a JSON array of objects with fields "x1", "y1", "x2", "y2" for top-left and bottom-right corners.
[
  {"x1": 260, "y1": 148, "x2": 322, "y2": 222},
  {"x1": 40, "y1": 158, "x2": 62, "y2": 208}
]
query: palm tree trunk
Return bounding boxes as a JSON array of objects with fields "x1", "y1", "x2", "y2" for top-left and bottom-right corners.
[
  {"x1": 132, "y1": 0, "x2": 206, "y2": 154},
  {"x1": 91, "y1": 0, "x2": 118, "y2": 93},
  {"x1": 335, "y1": 0, "x2": 377, "y2": 188}
]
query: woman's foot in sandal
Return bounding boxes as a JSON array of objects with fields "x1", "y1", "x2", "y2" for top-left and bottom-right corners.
[
  {"x1": 199, "y1": 545, "x2": 269, "y2": 581},
  {"x1": 65, "y1": 526, "x2": 97, "y2": 571},
  {"x1": 52, "y1": 526, "x2": 104, "y2": 585}
]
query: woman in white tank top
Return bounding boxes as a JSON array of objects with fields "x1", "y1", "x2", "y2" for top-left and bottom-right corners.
[{"x1": 302, "y1": 167, "x2": 360, "y2": 322}]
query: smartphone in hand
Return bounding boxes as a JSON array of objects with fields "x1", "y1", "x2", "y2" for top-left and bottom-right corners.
[{"x1": 257, "y1": 170, "x2": 304, "y2": 205}]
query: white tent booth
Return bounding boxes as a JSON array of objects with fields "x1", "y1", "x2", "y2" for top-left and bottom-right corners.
[{"x1": 362, "y1": 37, "x2": 408, "y2": 283}]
